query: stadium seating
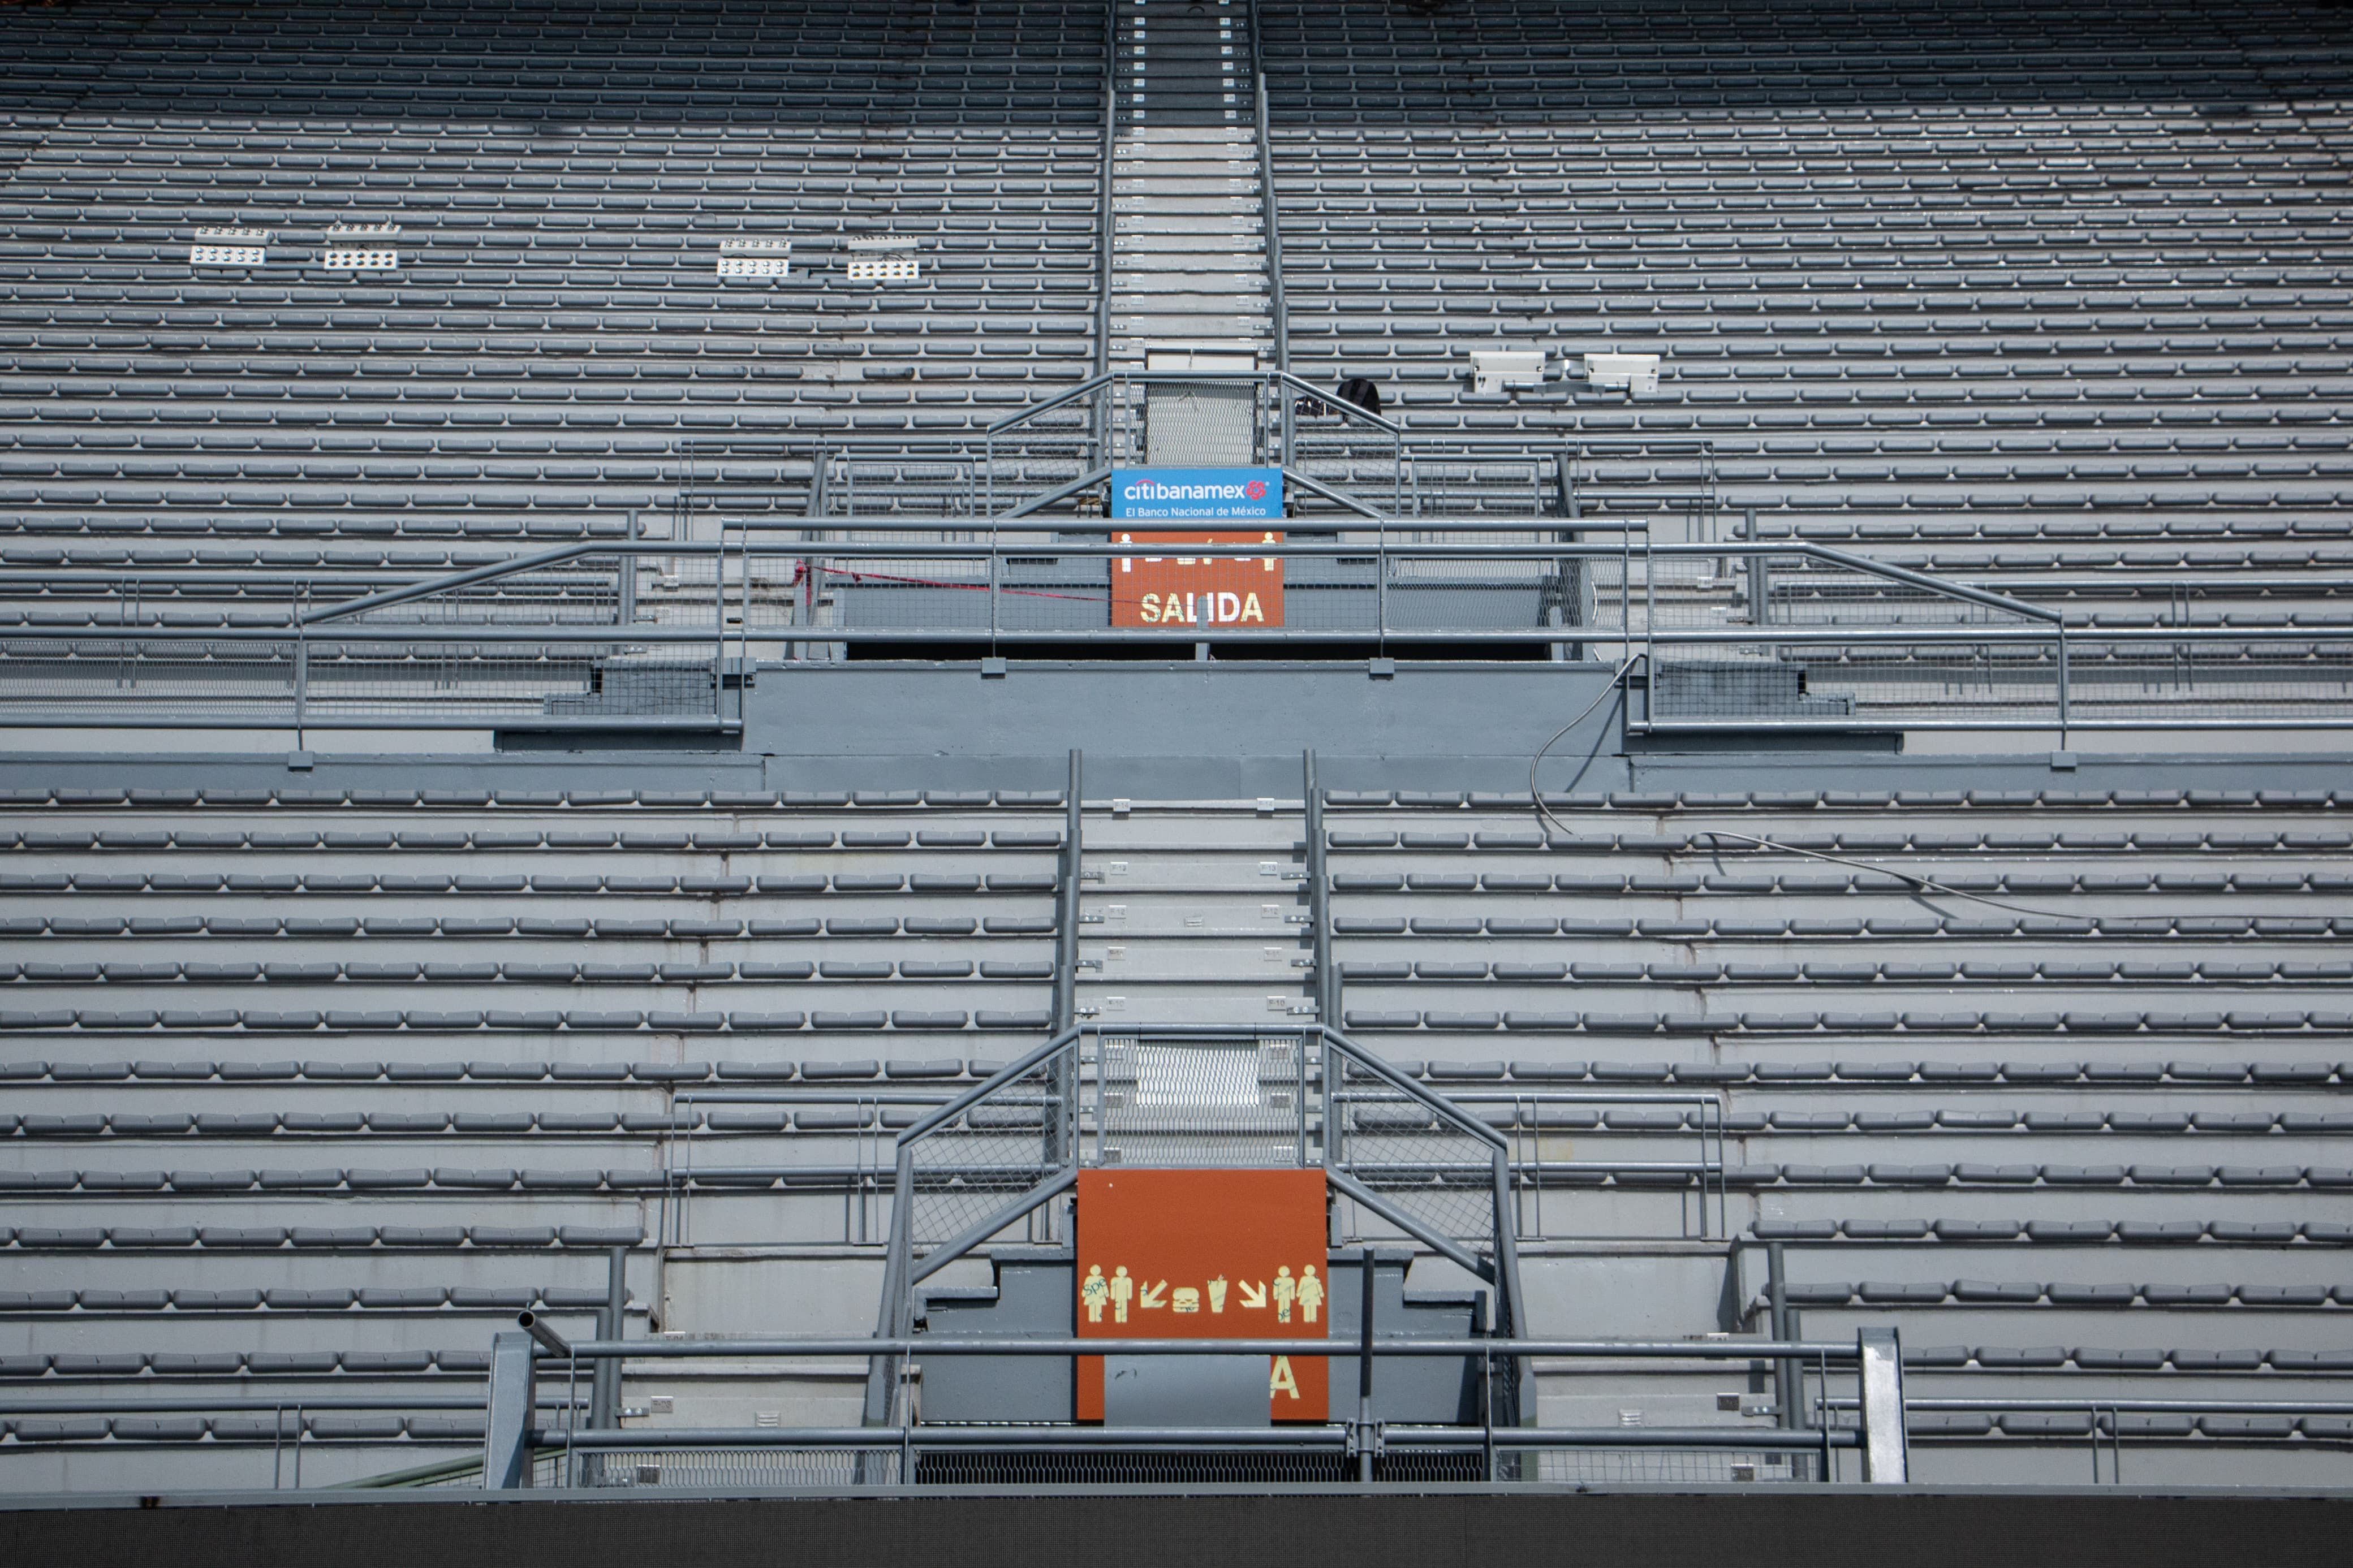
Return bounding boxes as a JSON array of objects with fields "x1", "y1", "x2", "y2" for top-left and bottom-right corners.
[
  {"x1": 0, "y1": 0, "x2": 1107, "y2": 548},
  {"x1": 3, "y1": 0, "x2": 2352, "y2": 1498},
  {"x1": 1259, "y1": 0, "x2": 2353, "y2": 635}
]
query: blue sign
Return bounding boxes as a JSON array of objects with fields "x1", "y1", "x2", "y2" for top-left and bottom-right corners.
[{"x1": 1110, "y1": 466, "x2": 1283, "y2": 522}]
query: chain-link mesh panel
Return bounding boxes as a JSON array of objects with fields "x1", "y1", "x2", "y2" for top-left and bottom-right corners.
[
  {"x1": 1143, "y1": 379, "x2": 1261, "y2": 467},
  {"x1": 0, "y1": 634, "x2": 719, "y2": 727},
  {"x1": 902, "y1": 1046, "x2": 1074, "y2": 1254},
  {"x1": 1328, "y1": 1056, "x2": 1502, "y2": 1259},
  {"x1": 1645, "y1": 546, "x2": 2065, "y2": 730},
  {"x1": 2058, "y1": 637, "x2": 2353, "y2": 727},
  {"x1": 1524, "y1": 1447, "x2": 1817, "y2": 1484},
  {"x1": 563, "y1": 1448, "x2": 903, "y2": 1488},
  {"x1": 342, "y1": 556, "x2": 629, "y2": 628},
  {"x1": 1090, "y1": 1034, "x2": 1309, "y2": 1168},
  {"x1": 0, "y1": 634, "x2": 294, "y2": 722},
  {"x1": 916, "y1": 1449, "x2": 1364, "y2": 1485}
]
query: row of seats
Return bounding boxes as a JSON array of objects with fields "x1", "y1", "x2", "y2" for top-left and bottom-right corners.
[
  {"x1": 1341, "y1": 958, "x2": 2353, "y2": 982},
  {"x1": 1907, "y1": 1345, "x2": 2353, "y2": 1371},
  {"x1": 2, "y1": 1224, "x2": 639, "y2": 1249},
  {"x1": 1334, "y1": 867, "x2": 2353, "y2": 891},
  {"x1": 3, "y1": 1348, "x2": 492, "y2": 1376},
  {"x1": 0, "y1": 787, "x2": 1063, "y2": 806},
  {"x1": 0, "y1": 1007, "x2": 1057, "y2": 1031},
  {"x1": 1, "y1": 1107, "x2": 931, "y2": 1135},
  {"x1": 6, "y1": 1055, "x2": 2331, "y2": 1086},
  {"x1": 1348, "y1": 1014, "x2": 2353, "y2": 1043},
  {"x1": 10, "y1": 1161, "x2": 2351, "y2": 1195},
  {"x1": 1, "y1": 1415, "x2": 488, "y2": 1442},
  {"x1": 36, "y1": 1106, "x2": 2348, "y2": 1138},
  {"x1": 2, "y1": 870, "x2": 1058, "y2": 892},
  {"x1": 9, "y1": 819, "x2": 1057, "y2": 844},
  {"x1": 1772, "y1": 1279, "x2": 2353, "y2": 1307},
  {"x1": 0, "y1": 1055, "x2": 992, "y2": 1081},
  {"x1": 0, "y1": 1285, "x2": 626, "y2": 1312},
  {"x1": 0, "y1": 1166, "x2": 823, "y2": 1193},
  {"x1": 7, "y1": 958, "x2": 1053, "y2": 980},
  {"x1": 1325, "y1": 788, "x2": 2345, "y2": 809},
  {"x1": 1908, "y1": 1413, "x2": 2351, "y2": 1441},
  {"x1": 1755, "y1": 1219, "x2": 2353, "y2": 1243}
]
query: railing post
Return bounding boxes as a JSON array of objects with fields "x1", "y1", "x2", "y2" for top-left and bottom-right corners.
[
  {"x1": 483, "y1": 1329, "x2": 536, "y2": 1489},
  {"x1": 291, "y1": 621, "x2": 307, "y2": 751},
  {"x1": 1857, "y1": 1327, "x2": 1908, "y2": 1484},
  {"x1": 619, "y1": 512, "x2": 638, "y2": 627},
  {"x1": 2056, "y1": 624, "x2": 2071, "y2": 748},
  {"x1": 1767, "y1": 1241, "x2": 1795, "y2": 1432},
  {"x1": 1356, "y1": 1245, "x2": 1377, "y2": 1483},
  {"x1": 1095, "y1": 0, "x2": 1115, "y2": 382},
  {"x1": 1303, "y1": 750, "x2": 1330, "y2": 1023},
  {"x1": 1054, "y1": 750, "x2": 1084, "y2": 1031},
  {"x1": 988, "y1": 529, "x2": 1002, "y2": 643}
]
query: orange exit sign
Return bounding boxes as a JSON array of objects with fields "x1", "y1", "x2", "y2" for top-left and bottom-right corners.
[
  {"x1": 1075, "y1": 1167, "x2": 1329, "y2": 1422},
  {"x1": 1110, "y1": 532, "x2": 1286, "y2": 629}
]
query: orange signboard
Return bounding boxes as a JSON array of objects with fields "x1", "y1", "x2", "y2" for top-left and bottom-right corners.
[
  {"x1": 1074, "y1": 1167, "x2": 1329, "y2": 1422},
  {"x1": 1110, "y1": 531, "x2": 1286, "y2": 629}
]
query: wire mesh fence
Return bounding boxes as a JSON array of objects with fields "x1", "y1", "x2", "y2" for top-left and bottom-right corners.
[
  {"x1": 900, "y1": 1048, "x2": 1073, "y2": 1255},
  {"x1": 519, "y1": 1440, "x2": 1820, "y2": 1489},
  {"x1": 2057, "y1": 636, "x2": 2353, "y2": 727},
  {"x1": 1092, "y1": 1033, "x2": 1310, "y2": 1168},
  {"x1": 1525, "y1": 1447, "x2": 1818, "y2": 1484},
  {"x1": 0, "y1": 631, "x2": 723, "y2": 729},
  {"x1": 1328, "y1": 1058, "x2": 1503, "y2": 1259}
]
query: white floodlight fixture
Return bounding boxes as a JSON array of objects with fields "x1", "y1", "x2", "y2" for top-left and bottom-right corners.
[
  {"x1": 846, "y1": 254, "x2": 920, "y2": 282},
  {"x1": 1468, "y1": 348, "x2": 1546, "y2": 395},
  {"x1": 322, "y1": 248, "x2": 399, "y2": 272},
  {"x1": 1584, "y1": 352, "x2": 1663, "y2": 396},
  {"x1": 327, "y1": 222, "x2": 402, "y2": 237},
  {"x1": 717, "y1": 238, "x2": 792, "y2": 278},
  {"x1": 190, "y1": 228, "x2": 270, "y2": 266},
  {"x1": 844, "y1": 236, "x2": 921, "y2": 283}
]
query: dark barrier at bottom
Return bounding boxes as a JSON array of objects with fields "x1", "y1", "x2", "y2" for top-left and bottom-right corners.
[{"x1": 3, "y1": 1487, "x2": 2346, "y2": 1568}]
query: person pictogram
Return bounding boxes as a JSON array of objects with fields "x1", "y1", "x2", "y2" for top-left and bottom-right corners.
[
  {"x1": 1108, "y1": 1264, "x2": 1134, "y2": 1324},
  {"x1": 1273, "y1": 1265, "x2": 1296, "y2": 1323},
  {"x1": 1296, "y1": 1264, "x2": 1324, "y2": 1324},
  {"x1": 1081, "y1": 1263, "x2": 1110, "y2": 1323}
]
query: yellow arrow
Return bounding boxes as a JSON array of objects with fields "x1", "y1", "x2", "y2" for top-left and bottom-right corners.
[
  {"x1": 1139, "y1": 1280, "x2": 1167, "y2": 1309},
  {"x1": 1237, "y1": 1280, "x2": 1267, "y2": 1310}
]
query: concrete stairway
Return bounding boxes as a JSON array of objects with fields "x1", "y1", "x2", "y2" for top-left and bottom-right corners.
[
  {"x1": 1109, "y1": 0, "x2": 1273, "y2": 366},
  {"x1": 1074, "y1": 801, "x2": 1313, "y2": 1026}
]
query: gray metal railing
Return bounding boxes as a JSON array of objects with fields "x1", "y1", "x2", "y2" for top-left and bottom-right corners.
[
  {"x1": 6, "y1": 526, "x2": 2352, "y2": 735},
  {"x1": 859, "y1": 1021, "x2": 1525, "y2": 1432},
  {"x1": 481, "y1": 1319, "x2": 1899, "y2": 1491}
]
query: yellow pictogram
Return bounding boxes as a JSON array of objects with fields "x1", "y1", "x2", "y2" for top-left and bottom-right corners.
[
  {"x1": 1296, "y1": 1264, "x2": 1324, "y2": 1325},
  {"x1": 1109, "y1": 1264, "x2": 1133, "y2": 1323},
  {"x1": 1081, "y1": 1263, "x2": 1110, "y2": 1323}
]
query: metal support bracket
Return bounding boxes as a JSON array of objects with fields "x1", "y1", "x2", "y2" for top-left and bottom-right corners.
[
  {"x1": 1858, "y1": 1326, "x2": 1908, "y2": 1483},
  {"x1": 483, "y1": 1329, "x2": 536, "y2": 1489}
]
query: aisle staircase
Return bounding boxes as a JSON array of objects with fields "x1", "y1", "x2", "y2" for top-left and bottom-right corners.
[
  {"x1": 1073, "y1": 799, "x2": 1315, "y2": 1026},
  {"x1": 1108, "y1": 0, "x2": 1274, "y2": 366}
]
